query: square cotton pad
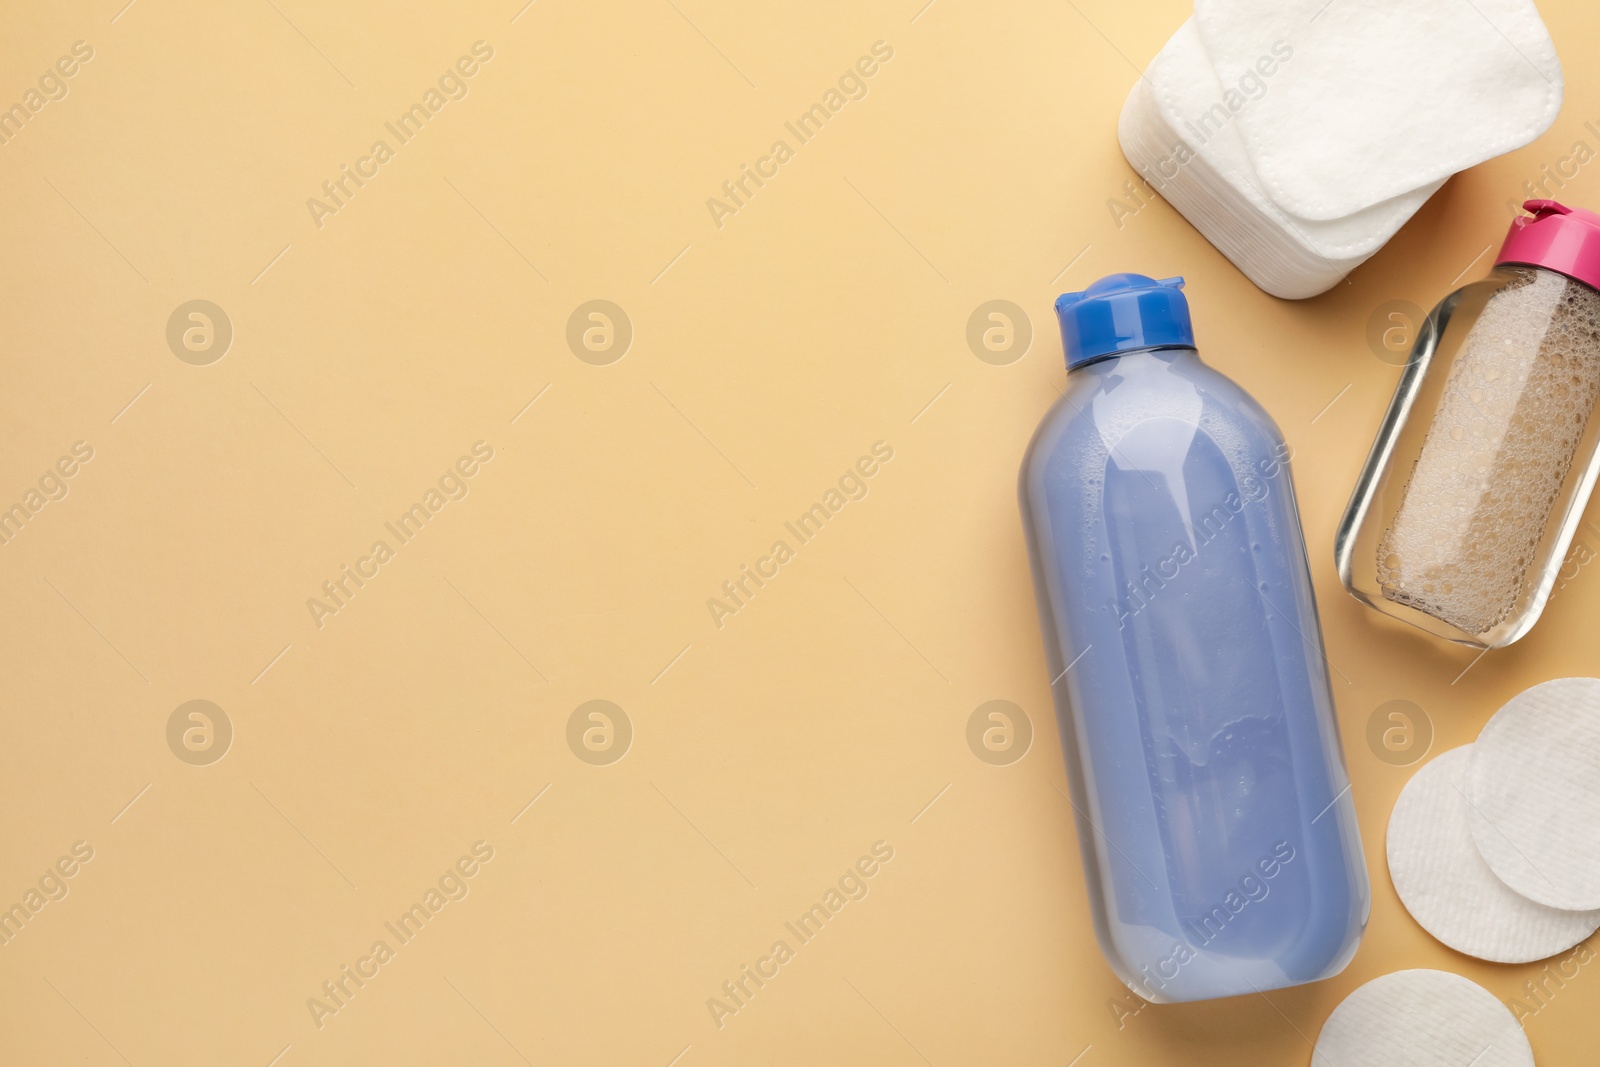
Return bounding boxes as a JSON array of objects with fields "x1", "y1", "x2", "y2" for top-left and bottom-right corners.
[
  {"x1": 1193, "y1": 0, "x2": 1562, "y2": 221},
  {"x1": 1119, "y1": 19, "x2": 1444, "y2": 299}
]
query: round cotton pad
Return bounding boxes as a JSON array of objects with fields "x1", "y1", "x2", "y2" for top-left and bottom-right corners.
[
  {"x1": 1387, "y1": 745, "x2": 1600, "y2": 962},
  {"x1": 1468, "y1": 677, "x2": 1600, "y2": 910},
  {"x1": 1312, "y1": 969, "x2": 1533, "y2": 1067}
]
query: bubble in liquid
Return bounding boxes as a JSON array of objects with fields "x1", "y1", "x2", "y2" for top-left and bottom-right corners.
[{"x1": 1377, "y1": 269, "x2": 1600, "y2": 635}]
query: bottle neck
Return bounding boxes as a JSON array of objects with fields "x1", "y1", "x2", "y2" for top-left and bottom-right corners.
[{"x1": 1068, "y1": 344, "x2": 1198, "y2": 373}]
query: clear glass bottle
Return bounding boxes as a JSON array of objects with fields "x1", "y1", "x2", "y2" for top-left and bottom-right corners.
[
  {"x1": 1020, "y1": 274, "x2": 1368, "y2": 1003},
  {"x1": 1337, "y1": 201, "x2": 1600, "y2": 648}
]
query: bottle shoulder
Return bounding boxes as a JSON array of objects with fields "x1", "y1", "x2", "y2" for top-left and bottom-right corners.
[{"x1": 1022, "y1": 351, "x2": 1285, "y2": 483}]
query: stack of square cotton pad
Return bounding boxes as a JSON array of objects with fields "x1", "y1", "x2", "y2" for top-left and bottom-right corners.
[
  {"x1": 1118, "y1": 0, "x2": 1563, "y2": 299},
  {"x1": 1386, "y1": 679, "x2": 1600, "y2": 965}
]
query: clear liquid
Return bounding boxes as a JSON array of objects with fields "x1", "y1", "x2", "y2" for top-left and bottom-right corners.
[{"x1": 1337, "y1": 266, "x2": 1600, "y2": 648}]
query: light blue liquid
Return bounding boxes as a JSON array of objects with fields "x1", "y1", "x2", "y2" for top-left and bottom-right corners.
[{"x1": 1020, "y1": 346, "x2": 1368, "y2": 1003}]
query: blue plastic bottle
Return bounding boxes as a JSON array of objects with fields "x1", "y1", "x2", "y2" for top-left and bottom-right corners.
[{"x1": 1019, "y1": 274, "x2": 1368, "y2": 1003}]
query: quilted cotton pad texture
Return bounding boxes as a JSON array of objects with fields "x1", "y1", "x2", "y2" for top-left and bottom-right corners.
[
  {"x1": 1312, "y1": 969, "x2": 1533, "y2": 1067},
  {"x1": 1118, "y1": 80, "x2": 1351, "y2": 299},
  {"x1": 1145, "y1": 20, "x2": 1439, "y2": 252},
  {"x1": 1468, "y1": 677, "x2": 1600, "y2": 911},
  {"x1": 1387, "y1": 745, "x2": 1600, "y2": 962},
  {"x1": 1193, "y1": 0, "x2": 1562, "y2": 220},
  {"x1": 1119, "y1": 19, "x2": 1443, "y2": 298}
]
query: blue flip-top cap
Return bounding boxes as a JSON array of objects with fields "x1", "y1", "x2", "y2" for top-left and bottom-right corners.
[{"x1": 1055, "y1": 273, "x2": 1195, "y2": 369}]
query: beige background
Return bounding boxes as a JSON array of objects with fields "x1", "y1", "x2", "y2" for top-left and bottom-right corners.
[{"x1": 1, "y1": 0, "x2": 1597, "y2": 1063}]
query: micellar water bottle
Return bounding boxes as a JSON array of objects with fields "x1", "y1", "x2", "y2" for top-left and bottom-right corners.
[
  {"x1": 1337, "y1": 200, "x2": 1600, "y2": 648},
  {"x1": 1018, "y1": 273, "x2": 1368, "y2": 1003}
]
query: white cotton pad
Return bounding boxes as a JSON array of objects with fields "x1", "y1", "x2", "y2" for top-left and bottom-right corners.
[
  {"x1": 1193, "y1": 0, "x2": 1562, "y2": 220},
  {"x1": 1387, "y1": 744, "x2": 1600, "y2": 963},
  {"x1": 1467, "y1": 677, "x2": 1600, "y2": 911},
  {"x1": 1119, "y1": 20, "x2": 1443, "y2": 299},
  {"x1": 1312, "y1": 969, "x2": 1533, "y2": 1067}
]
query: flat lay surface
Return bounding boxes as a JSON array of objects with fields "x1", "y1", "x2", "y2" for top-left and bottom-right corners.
[{"x1": 2, "y1": 1, "x2": 1598, "y2": 1064}]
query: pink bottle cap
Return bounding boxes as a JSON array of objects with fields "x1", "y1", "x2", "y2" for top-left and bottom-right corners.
[{"x1": 1495, "y1": 199, "x2": 1600, "y2": 293}]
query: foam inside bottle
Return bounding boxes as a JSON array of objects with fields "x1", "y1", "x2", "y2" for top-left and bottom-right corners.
[{"x1": 1378, "y1": 268, "x2": 1600, "y2": 635}]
